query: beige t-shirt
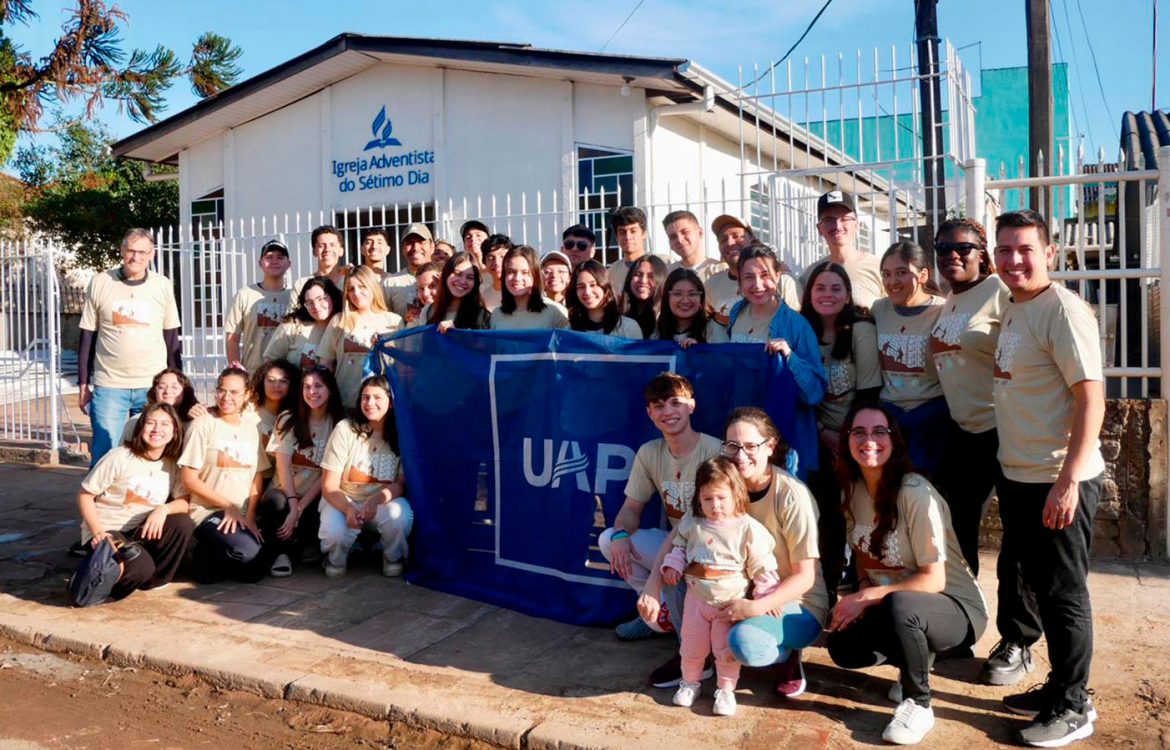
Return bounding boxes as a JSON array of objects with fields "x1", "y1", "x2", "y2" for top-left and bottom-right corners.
[
  {"x1": 872, "y1": 296, "x2": 946, "y2": 409},
  {"x1": 667, "y1": 258, "x2": 728, "y2": 285},
  {"x1": 993, "y1": 284, "x2": 1106, "y2": 483},
  {"x1": 652, "y1": 319, "x2": 730, "y2": 344},
  {"x1": 624, "y1": 433, "x2": 724, "y2": 525},
  {"x1": 930, "y1": 276, "x2": 1010, "y2": 434},
  {"x1": 706, "y1": 272, "x2": 801, "y2": 326},
  {"x1": 728, "y1": 306, "x2": 775, "y2": 344},
  {"x1": 267, "y1": 414, "x2": 335, "y2": 497},
  {"x1": 319, "y1": 418, "x2": 401, "y2": 504},
  {"x1": 745, "y1": 467, "x2": 830, "y2": 626},
  {"x1": 846, "y1": 473, "x2": 988, "y2": 637},
  {"x1": 800, "y1": 252, "x2": 885, "y2": 309},
  {"x1": 179, "y1": 414, "x2": 268, "y2": 524},
  {"x1": 819, "y1": 320, "x2": 883, "y2": 431},
  {"x1": 291, "y1": 268, "x2": 350, "y2": 301},
  {"x1": 670, "y1": 514, "x2": 778, "y2": 605},
  {"x1": 80, "y1": 270, "x2": 181, "y2": 388},
  {"x1": 480, "y1": 279, "x2": 503, "y2": 311},
  {"x1": 488, "y1": 300, "x2": 569, "y2": 330},
  {"x1": 262, "y1": 320, "x2": 330, "y2": 370},
  {"x1": 80, "y1": 446, "x2": 184, "y2": 543},
  {"x1": 609, "y1": 315, "x2": 645, "y2": 339},
  {"x1": 319, "y1": 311, "x2": 403, "y2": 407},
  {"x1": 381, "y1": 271, "x2": 417, "y2": 316},
  {"x1": 223, "y1": 283, "x2": 292, "y2": 373}
]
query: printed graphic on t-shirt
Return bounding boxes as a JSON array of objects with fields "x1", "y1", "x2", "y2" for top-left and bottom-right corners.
[
  {"x1": 298, "y1": 343, "x2": 321, "y2": 369},
  {"x1": 255, "y1": 300, "x2": 285, "y2": 328},
  {"x1": 404, "y1": 300, "x2": 424, "y2": 325},
  {"x1": 994, "y1": 325, "x2": 1020, "y2": 380},
  {"x1": 661, "y1": 477, "x2": 694, "y2": 520},
  {"x1": 342, "y1": 329, "x2": 377, "y2": 354},
  {"x1": 214, "y1": 437, "x2": 256, "y2": 470},
  {"x1": 347, "y1": 451, "x2": 398, "y2": 485},
  {"x1": 930, "y1": 309, "x2": 969, "y2": 355},
  {"x1": 710, "y1": 295, "x2": 739, "y2": 327},
  {"x1": 879, "y1": 328, "x2": 928, "y2": 373},
  {"x1": 291, "y1": 438, "x2": 328, "y2": 469},
  {"x1": 825, "y1": 360, "x2": 854, "y2": 400},
  {"x1": 123, "y1": 473, "x2": 171, "y2": 506},
  {"x1": 850, "y1": 521, "x2": 906, "y2": 583},
  {"x1": 111, "y1": 298, "x2": 154, "y2": 328}
]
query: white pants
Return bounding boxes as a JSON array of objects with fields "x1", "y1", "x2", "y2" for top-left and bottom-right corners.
[
  {"x1": 597, "y1": 526, "x2": 668, "y2": 594},
  {"x1": 319, "y1": 497, "x2": 413, "y2": 567}
]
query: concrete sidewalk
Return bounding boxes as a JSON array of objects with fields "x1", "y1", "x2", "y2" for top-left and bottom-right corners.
[{"x1": 1, "y1": 462, "x2": 1167, "y2": 749}]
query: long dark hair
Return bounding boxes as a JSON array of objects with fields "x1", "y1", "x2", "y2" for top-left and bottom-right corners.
[
  {"x1": 146, "y1": 368, "x2": 201, "y2": 423},
  {"x1": 249, "y1": 360, "x2": 300, "y2": 415},
  {"x1": 800, "y1": 261, "x2": 871, "y2": 361},
  {"x1": 567, "y1": 260, "x2": 621, "y2": 333},
  {"x1": 125, "y1": 403, "x2": 183, "y2": 461},
  {"x1": 835, "y1": 401, "x2": 915, "y2": 561},
  {"x1": 500, "y1": 245, "x2": 547, "y2": 314},
  {"x1": 275, "y1": 365, "x2": 346, "y2": 451},
  {"x1": 656, "y1": 268, "x2": 712, "y2": 342},
  {"x1": 349, "y1": 375, "x2": 399, "y2": 453},
  {"x1": 286, "y1": 277, "x2": 342, "y2": 323},
  {"x1": 881, "y1": 241, "x2": 943, "y2": 296},
  {"x1": 621, "y1": 255, "x2": 667, "y2": 338},
  {"x1": 429, "y1": 253, "x2": 488, "y2": 330}
]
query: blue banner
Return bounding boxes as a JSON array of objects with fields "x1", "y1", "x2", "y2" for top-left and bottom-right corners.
[{"x1": 372, "y1": 328, "x2": 802, "y2": 627}]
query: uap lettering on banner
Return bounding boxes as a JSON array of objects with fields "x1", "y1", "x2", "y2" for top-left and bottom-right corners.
[{"x1": 522, "y1": 438, "x2": 636, "y2": 494}]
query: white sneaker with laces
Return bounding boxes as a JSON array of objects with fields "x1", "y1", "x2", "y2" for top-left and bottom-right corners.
[
  {"x1": 672, "y1": 680, "x2": 701, "y2": 708},
  {"x1": 712, "y1": 688, "x2": 737, "y2": 716},
  {"x1": 382, "y1": 558, "x2": 404, "y2": 577},
  {"x1": 882, "y1": 699, "x2": 935, "y2": 745}
]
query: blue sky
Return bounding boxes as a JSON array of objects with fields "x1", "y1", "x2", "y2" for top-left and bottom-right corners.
[{"x1": 6, "y1": 0, "x2": 1165, "y2": 165}]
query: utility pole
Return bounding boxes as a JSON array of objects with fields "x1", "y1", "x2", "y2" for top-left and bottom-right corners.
[
  {"x1": 1026, "y1": 0, "x2": 1053, "y2": 213},
  {"x1": 915, "y1": 0, "x2": 946, "y2": 246},
  {"x1": 1154, "y1": 0, "x2": 1159, "y2": 111}
]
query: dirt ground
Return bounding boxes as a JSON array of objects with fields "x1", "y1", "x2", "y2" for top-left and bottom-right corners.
[{"x1": 0, "y1": 636, "x2": 494, "y2": 750}]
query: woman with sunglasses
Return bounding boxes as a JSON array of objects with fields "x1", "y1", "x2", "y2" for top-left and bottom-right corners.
[
  {"x1": 826, "y1": 402, "x2": 986, "y2": 745},
  {"x1": 929, "y1": 219, "x2": 1009, "y2": 576}
]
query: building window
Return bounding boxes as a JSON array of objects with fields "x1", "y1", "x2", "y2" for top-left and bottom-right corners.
[
  {"x1": 577, "y1": 145, "x2": 633, "y2": 265},
  {"x1": 749, "y1": 182, "x2": 772, "y2": 246},
  {"x1": 333, "y1": 203, "x2": 437, "y2": 274},
  {"x1": 190, "y1": 191, "x2": 224, "y2": 329}
]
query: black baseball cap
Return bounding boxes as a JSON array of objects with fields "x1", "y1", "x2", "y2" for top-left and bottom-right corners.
[
  {"x1": 260, "y1": 239, "x2": 290, "y2": 257},
  {"x1": 460, "y1": 220, "x2": 490, "y2": 239},
  {"x1": 817, "y1": 190, "x2": 857, "y2": 218},
  {"x1": 562, "y1": 224, "x2": 596, "y2": 244}
]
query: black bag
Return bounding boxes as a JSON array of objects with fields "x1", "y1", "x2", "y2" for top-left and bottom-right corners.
[{"x1": 67, "y1": 531, "x2": 142, "y2": 607}]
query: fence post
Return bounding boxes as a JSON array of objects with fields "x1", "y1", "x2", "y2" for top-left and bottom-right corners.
[
  {"x1": 1159, "y1": 145, "x2": 1170, "y2": 560},
  {"x1": 45, "y1": 240, "x2": 59, "y2": 454},
  {"x1": 965, "y1": 157, "x2": 987, "y2": 227}
]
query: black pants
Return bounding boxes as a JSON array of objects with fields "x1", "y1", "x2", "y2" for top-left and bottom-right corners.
[
  {"x1": 111, "y1": 514, "x2": 195, "y2": 600},
  {"x1": 936, "y1": 425, "x2": 999, "y2": 575},
  {"x1": 807, "y1": 442, "x2": 846, "y2": 604},
  {"x1": 193, "y1": 512, "x2": 265, "y2": 583},
  {"x1": 997, "y1": 474, "x2": 1100, "y2": 712},
  {"x1": 826, "y1": 591, "x2": 976, "y2": 707},
  {"x1": 254, "y1": 487, "x2": 321, "y2": 567}
]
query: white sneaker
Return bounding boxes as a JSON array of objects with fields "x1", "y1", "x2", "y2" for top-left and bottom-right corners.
[
  {"x1": 270, "y1": 553, "x2": 292, "y2": 578},
  {"x1": 382, "y1": 558, "x2": 404, "y2": 577},
  {"x1": 882, "y1": 699, "x2": 935, "y2": 745},
  {"x1": 712, "y1": 688, "x2": 737, "y2": 716},
  {"x1": 672, "y1": 680, "x2": 701, "y2": 708},
  {"x1": 323, "y1": 560, "x2": 347, "y2": 579}
]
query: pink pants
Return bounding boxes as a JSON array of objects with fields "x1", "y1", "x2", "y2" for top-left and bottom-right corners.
[{"x1": 680, "y1": 591, "x2": 740, "y2": 691}]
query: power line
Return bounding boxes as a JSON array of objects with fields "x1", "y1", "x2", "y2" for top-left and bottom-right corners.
[
  {"x1": 599, "y1": 0, "x2": 645, "y2": 52},
  {"x1": 1055, "y1": 0, "x2": 1095, "y2": 148},
  {"x1": 1073, "y1": 0, "x2": 1115, "y2": 128},
  {"x1": 740, "y1": 0, "x2": 834, "y2": 90}
]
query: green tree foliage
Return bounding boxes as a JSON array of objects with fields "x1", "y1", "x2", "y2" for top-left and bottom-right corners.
[
  {"x1": 15, "y1": 118, "x2": 177, "y2": 268},
  {"x1": 0, "y1": 0, "x2": 241, "y2": 164}
]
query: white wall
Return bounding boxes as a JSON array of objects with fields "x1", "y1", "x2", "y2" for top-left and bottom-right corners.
[{"x1": 231, "y1": 93, "x2": 323, "y2": 223}]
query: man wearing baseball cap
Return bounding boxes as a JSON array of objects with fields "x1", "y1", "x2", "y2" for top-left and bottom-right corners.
[
  {"x1": 540, "y1": 250, "x2": 572, "y2": 306},
  {"x1": 225, "y1": 238, "x2": 293, "y2": 372},
  {"x1": 706, "y1": 215, "x2": 801, "y2": 325},
  {"x1": 383, "y1": 223, "x2": 435, "y2": 315},
  {"x1": 799, "y1": 190, "x2": 884, "y2": 308},
  {"x1": 460, "y1": 219, "x2": 490, "y2": 264},
  {"x1": 561, "y1": 224, "x2": 597, "y2": 269}
]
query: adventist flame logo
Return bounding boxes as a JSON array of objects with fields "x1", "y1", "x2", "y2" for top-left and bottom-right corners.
[{"x1": 364, "y1": 106, "x2": 402, "y2": 151}]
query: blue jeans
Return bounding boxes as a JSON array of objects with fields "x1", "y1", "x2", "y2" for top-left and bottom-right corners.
[
  {"x1": 89, "y1": 386, "x2": 149, "y2": 466},
  {"x1": 727, "y1": 602, "x2": 823, "y2": 666}
]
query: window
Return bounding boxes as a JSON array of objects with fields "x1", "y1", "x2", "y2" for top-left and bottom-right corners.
[
  {"x1": 577, "y1": 145, "x2": 634, "y2": 265},
  {"x1": 333, "y1": 203, "x2": 437, "y2": 275},
  {"x1": 190, "y1": 191, "x2": 224, "y2": 328},
  {"x1": 749, "y1": 182, "x2": 772, "y2": 247}
]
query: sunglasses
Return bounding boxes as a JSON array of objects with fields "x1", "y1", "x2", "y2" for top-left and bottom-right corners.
[
  {"x1": 563, "y1": 240, "x2": 592, "y2": 252},
  {"x1": 934, "y1": 241, "x2": 981, "y2": 257}
]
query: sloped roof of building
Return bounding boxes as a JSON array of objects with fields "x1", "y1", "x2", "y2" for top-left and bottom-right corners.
[{"x1": 1119, "y1": 110, "x2": 1170, "y2": 170}]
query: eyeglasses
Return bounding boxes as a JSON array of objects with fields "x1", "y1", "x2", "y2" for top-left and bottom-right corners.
[
  {"x1": 668, "y1": 291, "x2": 701, "y2": 300},
  {"x1": 934, "y1": 241, "x2": 981, "y2": 257},
  {"x1": 817, "y1": 215, "x2": 856, "y2": 228},
  {"x1": 723, "y1": 440, "x2": 767, "y2": 456},
  {"x1": 848, "y1": 427, "x2": 891, "y2": 441},
  {"x1": 563, "y1": 240, "x2": 592, "y2": 252}
]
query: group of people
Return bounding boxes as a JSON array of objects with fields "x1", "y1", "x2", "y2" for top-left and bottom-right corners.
[{"x1": 73, "y1": 189, "x2": 1104, "y2": 747}]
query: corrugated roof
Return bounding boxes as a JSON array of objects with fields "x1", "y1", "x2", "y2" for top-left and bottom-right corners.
[{"x1": 1119, "y1": 109, "x2": 1170, "y2": 170}]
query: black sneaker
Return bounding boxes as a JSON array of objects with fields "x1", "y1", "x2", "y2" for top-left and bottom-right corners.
[
  {"x1": 981, "y1": 639, "x2": 1034, "y2": 686},
  {"x1": 648, "y1": 653, "x2": 714, "y2": 689},
  {"x1": 1016, "y1": 706, "x2": 1095, "y2": 747},
  {"x1": 1005, "y1": 683, "x2": 1099, "y2": 722}
]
